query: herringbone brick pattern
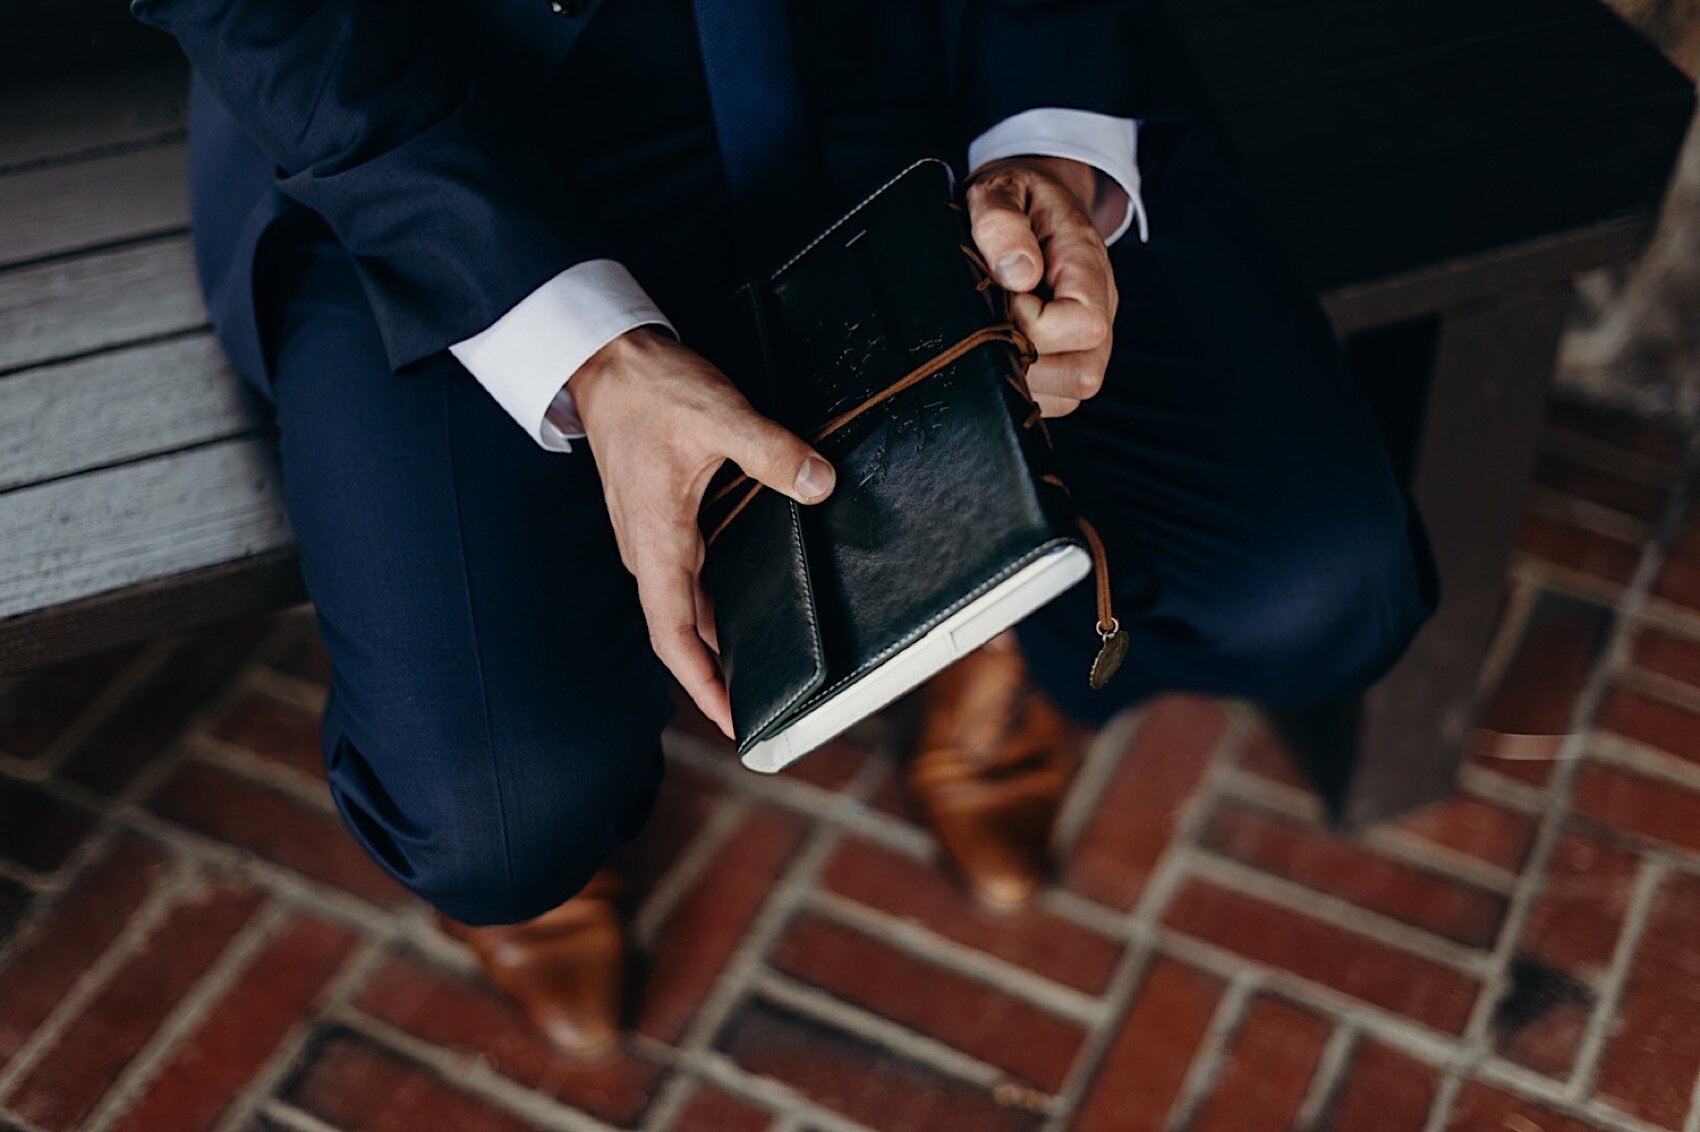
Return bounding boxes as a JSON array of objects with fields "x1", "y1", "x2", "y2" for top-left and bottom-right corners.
[{"x1": 0, "y1": 397, "x2": 1696, "y2": 1132}]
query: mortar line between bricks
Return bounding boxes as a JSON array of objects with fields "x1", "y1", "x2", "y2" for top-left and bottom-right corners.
[
  {"x1": 806, "y1": 890, "x2": 1106, "y2": 1026},
  {"x1": 1039, "y1": 940, "x2": 1155, "y2": 1132},
  {"x1": 1452, "y1": 762, "x2": 1554, "y2": 814},
  {"x1": 1633, "y1": 595, "x2": 1700, "y2": 639},
  {"x1": 254, "y1": 1098, "x2": 347, "y2": 1132},
  {"x1": 0, "y1": 855, "x2": 193, "y2": 1102},
  {"x1": 108, "y1": 806, "x2": 410, "y2": 936},
  {"x1": 242, "y1": 664, "x2": 331, "y2": 715},
  {"x1": 631, "y1": 794, "x2": 751, "y2": 947},
  {"x1": 1214, "y1": 768, "x2": 1524, "y2": 895},
  {"x1": 0, "y1": 858, "x2": 47, "y2": 893},
  {"x1": 1510, "y1": 555, "x2": 1636, "y2": 608},
  {"x1": 1052, "y1": 708, "x2": 1145, "y2": 855},
  {"x1": 79, "y1": 899, "x2": 293, "y2": 1132},
  {"x1": 679, "y1": 1048, "x2": 880, "y2": 1132},
  {"x1": 1292, "y1": 1022, "x2": 1359, "y2": 1131},
  {"x1": 1149, "y1": 930, "x2": 1465, "y2": 1066},
  {"x1": 1217, "y1": 764, "x2": 1530, "y2": 890},
  {"x1": 1528, "y1": 490, "x2": 1655, "y2": 545},
  {"x1": 1466, "y1": 1058, "x2": 1675, "y2": 1132},
  {"x1": 1038, "y1": 887, "x2": 1133, "y2": 938},
  {"x1": 768, "y1": 1113, "x2": 808, "y2": 1132},
  {"x1": 105, "y1": 656, "x2": 267, "y2": 816},
  {"x1": 1185, "y1": 851, "x2": 1495, "y2": 974},
  {"x1": 633, "y1": 1069, "x2": 702, "y2": 1132},
  {"x1": 1588, "y1": 731, "x2": 1700, "y2": 790},
  {"x1": 752, "y1": 970, "x2": 1018, "y2": 1096},
  {"x1": 1041, "y1": 711, "x2": 1242, "y2": 1129},
  {"x1": 1163, "y1": 970, "x2": 1257, "y2": 1132},
  {"x1": 0, "y1": 1101, "x2": 49, "y2": 1132},
  {"x1": 1125, "y1": 719, "x2": 1244, "y2": 935},
  {"x1": 331, "y1": 1008, "x2": 621, "y2": 1132},
  {"x1": 187, "y1": 733, "x2": 341, "y2": 814},
  {"x1": 211, "y1": 938, "x2": 390, "y2": 1132},
  {"x1": 0, "y1": 824, "x2": 123, "y2": 973},
  {"x1": 9, "y1": 802, "x2": 138, "y2": 900},
  {"x1": 1667, "y1": 447, "x2": 1700, "y2": 1132},
  {"x1": 1568, "y1": 856, "x2": 1665, "y2": 1104},
  {"x1": 676, "y1": 821, "x2": 842, "y2": 1056},
  {"x1": 663, "y1": 732, "x2": 934, "y2": 858},
  {"x1": 1612, "y1": 663, "x2": 1700, "y2": 716},
  {"x1": 6, "y1": 636, "x2": 180, "y2": 776},
  {"x1": 1425, "y1": 427, "x2": 1700, "y2": 1132}
]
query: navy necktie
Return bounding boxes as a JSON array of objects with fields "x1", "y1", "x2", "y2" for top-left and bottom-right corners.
[{"x1": 690, "y1": 0, "x2": 826, "y2": 269}]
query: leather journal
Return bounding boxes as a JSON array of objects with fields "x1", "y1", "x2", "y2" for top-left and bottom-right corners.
[{"x1": 694, "y1": 159, "x2": 1123, "y2": 774}]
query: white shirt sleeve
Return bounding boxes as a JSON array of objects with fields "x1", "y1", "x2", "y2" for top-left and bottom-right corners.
[
  {"x1": 968, "y1": 107, "x2": 1149, "y2": 246},
  {"x1": 459, "y1": 109, "x2": 1148, "y2": 453},
  {"x1": 448, "y1": 258, "x2": 673, "y2": 451}
]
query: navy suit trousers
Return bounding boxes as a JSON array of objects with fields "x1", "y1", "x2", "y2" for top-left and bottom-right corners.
[{"x1": 251, "y1": 123, "x2": 1433, "y2": 926}]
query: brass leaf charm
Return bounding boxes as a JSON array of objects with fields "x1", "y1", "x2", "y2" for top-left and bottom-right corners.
[{"x1": 1088, "y1": 626, "x2": 1129, "y2": 690}]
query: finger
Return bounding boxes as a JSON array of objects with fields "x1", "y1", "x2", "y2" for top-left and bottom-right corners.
[
  {"x1": 694, "y1": 574, "x2": 719, "y2": 655},
  {"x1": 636, "y1": 555, "x2": 733, "y2": 737},
  {"x1": 718, "y1": 400, "x2": 837, "y2": 505},
  {"x1": 1025, "y1": 351, "x2": 1109, "y2": 403},
  {"x1": 1012, "y1": 290, "x2": 1110, "y2": 356},
  {"x1": 967, "y1": 176, "x2": 1044, "y2": 292},
  {"x1": 1040, "y1": 222, "x2": 1115, "y2": 330},
  {"x1": 1034, "y1": 392, "x2": 1081, "y2": 418}
]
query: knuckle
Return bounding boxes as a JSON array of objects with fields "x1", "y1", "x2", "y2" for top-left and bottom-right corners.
[{"x1": 1081, "y1": 313, "x2": 1110, "y2": 348}]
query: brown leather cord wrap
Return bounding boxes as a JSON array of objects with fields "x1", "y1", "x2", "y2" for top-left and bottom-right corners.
[
  {"x1": 702, "y1": 321, "x2": 1035, "y2": 545},
  {"x1": 702, "y1": 240, "x2": 1123, "y2": 689}
]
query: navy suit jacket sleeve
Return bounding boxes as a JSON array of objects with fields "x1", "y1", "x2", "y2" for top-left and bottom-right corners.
[
  {"x1": 951, "y1": 0, "x2": 1167, "y2": 136},
  {"x1": 133, "y1": 0, "x2": 601, "y2": 370}
]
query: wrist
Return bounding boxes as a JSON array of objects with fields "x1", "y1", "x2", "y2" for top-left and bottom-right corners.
[{"x1": 572, "y1": 326, "x2": 670, "y2": 426}]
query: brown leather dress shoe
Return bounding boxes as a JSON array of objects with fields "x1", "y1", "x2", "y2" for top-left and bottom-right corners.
[
  {"x1": 443, "y1": 868, "x2": 626, "y2": 1056},
  {"x1": 906, "y1": 637, "x2": 1085, "y2": 909}
]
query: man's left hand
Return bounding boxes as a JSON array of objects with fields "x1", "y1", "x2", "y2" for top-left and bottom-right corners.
[{"x1": 966, "y1": 156, "x2": 1123, "y2": 418}]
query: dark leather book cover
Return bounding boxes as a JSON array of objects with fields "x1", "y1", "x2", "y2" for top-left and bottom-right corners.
[{"x1": 694, "y1": 159, "x2": 1089, "y2": 771}]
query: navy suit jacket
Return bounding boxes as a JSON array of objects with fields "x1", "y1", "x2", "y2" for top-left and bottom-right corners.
[{"x1": 135, "y1": 0, "x2": 1166, "y2": 386}]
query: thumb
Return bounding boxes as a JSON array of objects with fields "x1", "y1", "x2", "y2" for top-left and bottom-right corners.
[
  {"x1": 968, "y1": 176, "x2": 1045, "y2": 293},
  {"x1": 721, "y1": 402, "x2": 836, "y2": 505}
]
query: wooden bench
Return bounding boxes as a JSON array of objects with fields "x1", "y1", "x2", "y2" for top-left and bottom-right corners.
[{"x1": 0, "y1": 0, "x2": 1692, "y2": 825}]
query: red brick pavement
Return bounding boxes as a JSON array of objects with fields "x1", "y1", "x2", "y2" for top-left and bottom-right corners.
[{"x1": 0, "y1": 397, "x2": 1696, "y2": 1131}]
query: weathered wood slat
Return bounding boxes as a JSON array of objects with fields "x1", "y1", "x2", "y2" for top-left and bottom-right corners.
[
  {"x1": 1321, "y1": 216, "x2": 1652, "y2": 334},
  {"x1": 0, "y1": 551, "x2": 303, "y2": 677},
  {"x1": 0, "y1": 437, "x2": 293, "y2": 622},
  {"x1": 0, "y1": 236, "x2": 204, "y2": 373},
  {"x1": 0, "y1": 57, "x2": 187, "y2": 172},
  {"x1": 0, "y1": 335, "x2": 265, "y2": 493},
  {"x1": 0, "y1": 142, "x2": 187, "y2": 267}
]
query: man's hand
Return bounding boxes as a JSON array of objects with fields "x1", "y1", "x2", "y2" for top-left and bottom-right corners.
[
  {"x1": 573, "y1": 328, "x2": 836, "y2": 737},
  {"x1": 967, "y1": 156, "x2": 1123, "y2": 418}
]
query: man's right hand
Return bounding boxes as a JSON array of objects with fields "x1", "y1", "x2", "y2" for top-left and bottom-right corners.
[{"x1": 572, "y1": 328, "x2": 836, "y2": 739}]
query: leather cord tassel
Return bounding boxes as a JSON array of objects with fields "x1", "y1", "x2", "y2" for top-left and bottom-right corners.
[{"x1": 1072, "y1": 515, "x2": 1128, "y2": 689}]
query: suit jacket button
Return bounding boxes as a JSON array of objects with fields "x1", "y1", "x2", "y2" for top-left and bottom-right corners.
[{"x1": 550, "y1": 0, "x2": 586, "y2": 14}]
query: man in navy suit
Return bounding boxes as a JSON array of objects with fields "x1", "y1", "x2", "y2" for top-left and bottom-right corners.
[{"x1": 134, "y1": 0, "x2": 1433, "y2": 1053}]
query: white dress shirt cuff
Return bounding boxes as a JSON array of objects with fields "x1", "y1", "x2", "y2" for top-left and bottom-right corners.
[
  {"x1": 968, "y1": 107, "x2": 1149, "y2": 246},
  {"x1": 448, "y1": 259, "x2": 674, "y2": 451}
]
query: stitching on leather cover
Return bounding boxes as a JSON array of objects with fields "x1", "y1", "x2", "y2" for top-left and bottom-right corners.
[
  {"x1": 738, "y1": 283, "x2": 827, "y2": 750},
  {"x1": 795, "y1": 534, "x2": 1081, "y2": 714},
  {"x1": 770, "y1": 158, "x2": 954, "y2": 280}
]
